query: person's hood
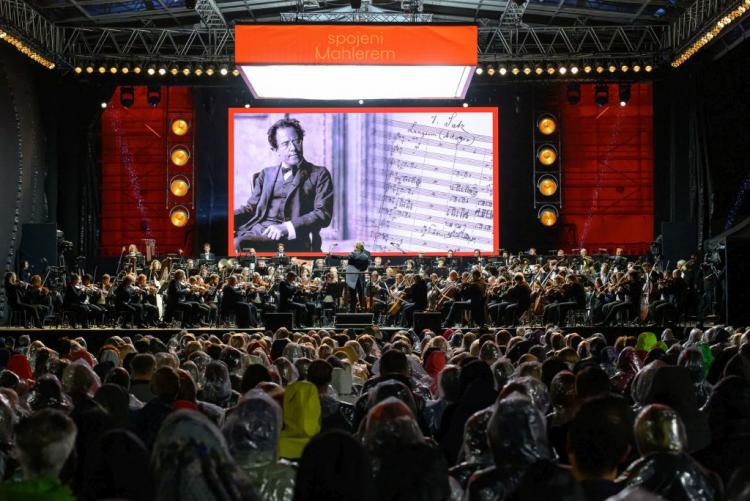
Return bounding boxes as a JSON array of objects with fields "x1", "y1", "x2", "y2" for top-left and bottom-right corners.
[
  {"x1": 488, "y1": 395, "x2": 550, "y2": 466},
  {"x1": 223, "y1": 390, "x2": 281, "y2": 467},
  {"x1": 620, "y1": 451, "x2": 720, "y2": 500},
  {"x1": 705, "y1": 376, "x2": 750, "y2": 442},
  {"x1": 6, "y1": 354, "x2": 33, "y2": 381},
  {"x1": 278, "y1": 381, "x2": 320, "y2": 459}
]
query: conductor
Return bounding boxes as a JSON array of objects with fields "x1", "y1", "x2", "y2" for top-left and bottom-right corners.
[{"x1": 330, "y1": 241, "x2": 371, "y2": 312}]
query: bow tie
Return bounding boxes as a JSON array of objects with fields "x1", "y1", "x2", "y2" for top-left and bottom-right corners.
[{"x1": 281, "y1": 166, "x2": 295, "y2": 176}]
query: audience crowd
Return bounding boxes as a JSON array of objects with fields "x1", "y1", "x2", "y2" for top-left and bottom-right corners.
[{"x1": 0, "y1": 324, "x2": 747, "y2": 500}]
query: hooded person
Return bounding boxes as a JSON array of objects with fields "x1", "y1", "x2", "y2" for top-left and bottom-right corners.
[
  {"x1": 466, "y1": 395, "x2": 551, "y2": 500},
  {"x1": 449, "y1": 406, "x2": 494, "y2": 489},
  {"x1": 222, "y1": 390, "x2": 295, "y2": 501},
  {"x1": 294, "y1": 430, "x2": 374, "y2": 501},
  {"x1": 618, "y1": 404, "x2": 721, "y2": 500},
  {"x1": 82, "y1": 429, "x2": 154, "y2": 500},
  {"x1": 152, "y1": 410, "x2": 257, "y2": 501},
  {"x1": 439, "y1": 359, "x2": 498, "y2": 465},
  {"x1": 424, "y1": 350, "x2": 447, "y2": 397},
  {"x1": 634, "y1": 332, "x2": 667, "y2": 361},
  {"x1": 26, "y1": 374, "x2": 72, "y2": 413},
  {"x1": 199, "y1": 361, "x2": 238, "y2": 409},
  {"x1": 694, "y1": 376, "x2": 750, "y2": 485},
  {"x1": 6, "y1": 354, "x2": 33, "y2": 383},
  {"x1": 361, "y1": 397, "x2": 425, "y2": 475},
  {"x1": 94, "y1": 383, "x2": 131, "y2": 428},
  {"x1": 638, "y1": 365, "x2": 711, "y2": 453},
  {"x1": 677, "y1": 347, "x2": 713, "y2": 408},
  {"x1": 376, "y1": 441, "x2": 451, "y2": 501},
  {"x1": 0, "y1": 395, "x2": 16, "y2": 480},
  {"x1": 610, "y1": 347, "x2": 642, "y2": 397},
  {"x1": 278, "y1": 381, "x2": 321, "y2": 460}
]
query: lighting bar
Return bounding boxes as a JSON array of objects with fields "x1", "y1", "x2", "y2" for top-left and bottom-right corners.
[
  {"x1": 0, "y1": 30, "x2": 55, "y2": 69},
  {"x1": 672, "y1": 0, "x2": 749, "y2": 67}
]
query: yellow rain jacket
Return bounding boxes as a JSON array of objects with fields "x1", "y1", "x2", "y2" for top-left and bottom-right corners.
[{"x1": 278, "y1": 381, "x2": 321, "y2": 459}]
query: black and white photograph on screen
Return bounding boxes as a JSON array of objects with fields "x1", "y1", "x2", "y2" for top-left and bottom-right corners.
[{"x1": 232, "y1": 109, "x2": 496, "y2": 253}]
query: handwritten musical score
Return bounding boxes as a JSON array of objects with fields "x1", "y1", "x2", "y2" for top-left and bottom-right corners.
[{"x1": 367, "y1": 112, "x2": 496, "y2": 252}]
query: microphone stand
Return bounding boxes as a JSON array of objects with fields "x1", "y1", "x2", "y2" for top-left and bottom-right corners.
[{"x1": 114, "y1": 247, "x2": 126, "y2": 280}]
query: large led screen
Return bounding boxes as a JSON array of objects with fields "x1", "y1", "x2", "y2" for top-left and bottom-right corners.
[{"x1": 229, "y1": 108, "x2": 498, "y2": 255}]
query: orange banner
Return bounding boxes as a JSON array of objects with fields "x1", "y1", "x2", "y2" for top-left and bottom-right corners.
[{"x1": 235, "y1": 24, "x2": 477, "y2": 66}]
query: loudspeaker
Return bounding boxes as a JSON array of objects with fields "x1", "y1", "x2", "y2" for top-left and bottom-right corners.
[
  {"x1": 19, "y1": 224, "x2": 57, "y2": 276},
  {"x1": 335, "y1": 313, "x2": 373, "y2": 327},
  {"x1": 263, "y1": 313, "x2": 294, "y2": 331},
  {"x1": 414, "y1": 312, "x2": 442, "y2": 336},
  {"x1": 661, "y1": 222, "x2": 697, "y2": 265}
]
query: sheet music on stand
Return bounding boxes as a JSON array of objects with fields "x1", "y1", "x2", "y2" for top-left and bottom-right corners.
[{"x1": 366, "y1": 111, "x2": 495, "y2": 252}]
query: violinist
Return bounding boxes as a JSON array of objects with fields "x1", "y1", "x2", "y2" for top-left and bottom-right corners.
[
  {"x1": 26, "y1": 274, "x2": 52, "y2": 323},
  {"x1": 187, "y1": 276, "x2": 212, "y2": 323},
  {"x1": 367, "y1": 271, "x2": 390, "y2": 319},
  {"x1": 400, "y1": 274, "x2": 428, "y2": 328},
  {"x1": 3, "y1": 272, "x2": 44, "y2": 328},
  {"x1": 81, "y1": 274, "x2": 106, "y2": 324},
  {"x1": 115, "y1": 274, "x2": 146, "y2": 328},
  {"x1": 166, "y1": 270, "x2": 203, "y2": 328},
  {"x1": 64, "y1": 273, "x2": 96, "y2": 328},
  {"x1": 649, "y1": 269, "x2": 685, "y2": 325},
  {"x1": 489, "y1": 273, "x2": 531, "y2": 327},
  {"x1": 444, "y1": 270, "x2": 481, "y2": 328},
  {"x1": 221, "y1": 275, "x2": 259, "y2": 328},
  {"x1": 542, "y1": 274, "x2": 586, "y2": 326},
  {"x1": 311, "y1": 258, "x2": 327, "y2": 279},
  {"x1": 279, "y1": 271, "x2": 312, "y2": 328},
  {"x1": 600, "y1": 270, "x2": 643, "y2": 325}
]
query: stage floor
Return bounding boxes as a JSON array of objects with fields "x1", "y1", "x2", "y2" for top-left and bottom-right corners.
[{"x1": 0, "y1": 325, "x2": 674, "y2": 354}]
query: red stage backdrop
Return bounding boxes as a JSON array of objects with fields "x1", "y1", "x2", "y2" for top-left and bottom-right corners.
[
  {"x1": 100, "y1": 86, "x2": 194, "y2": 256},
  {"x1": 559, "y1": 83, "x2": 653, "y2": 253}
]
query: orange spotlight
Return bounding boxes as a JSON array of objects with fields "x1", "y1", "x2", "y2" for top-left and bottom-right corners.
[{"x1": 169, "y1": 206, "x2": 190, "y2": 227}]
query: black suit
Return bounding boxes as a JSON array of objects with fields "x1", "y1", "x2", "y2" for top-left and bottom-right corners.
[
  {"x1": 221, "y1": 285, "x2": 258, "y2": 328},
  {"x1": 64, "y1": 285, "x2": 96, "y2": 328},
  {"x1": 401, "y1": 281, "x2": 429, "y2": 328},
  {"x1": 115, "y1": 284, "x2": 145, "y2": 327},
  {"x1": 346, "y1": 250, "x2": 371, "y2": 312},
  {"x1": 166, "y1": 279, "x2": 202, "y2": 326},
  {"x1": 234, "y1": 161, "x2": 334, "y2": 252},
  {"x1": 279, "y1": 280, "x2": 311, "y2": 327},
  {"x1": 490, "y1": 284, "x2": 531, "y2": 326},
  {"x1": 5, "y1": 283, "x2": 44, "y2": 328}
]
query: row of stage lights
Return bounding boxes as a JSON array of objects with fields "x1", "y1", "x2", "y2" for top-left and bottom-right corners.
[
  {"x1": 168, "y1": 119, "x2": 192, "y2": 228},
  {"x1": 73, "y1": 63, "x2": 241, "y2": 77},
  {"x1": 672, "y1": 0, "x2": 750, "y2": 67},
  {"x1": 0, "y1": 30, "x2": 55, "y2": 70},
  {"x1": 536, "y1": 115, "x2": 560, "y2": 227},
  {"x1": 475, "y1": 62, "x2": 654, "y2": 77}
]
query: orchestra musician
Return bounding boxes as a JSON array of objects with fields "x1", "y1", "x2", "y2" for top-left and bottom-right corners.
[
  {"x1": 115, "y1": 274, "x2": 147, "y2": 328},
  {"x1": 3, "y1": 272, "x2": 44, "y2": 328},
  {"x1": 166, "y1": 270, "x2": 204, "y2": 328},
  {"x1": 367, "y1": 271, "x2": 389, "y2": 320},
  {"x1": 400, "y1": 274, "x2": 429, "y2": 328},
  {"x1": 329, "y1": 241, "x2": 371, "y2": 312},
  {"x1": 444, "y1": 269, "x2": 486, "y2": 327},
  {"x1": 64, "y1": 273, "x2": 96, "y2": 328},
  {"x1": 200, "y1": 243, "x2": 216, "y2": 262},
  {"x1": 542, "y1": 274, "x2": 586, "y2": 326},
  {"x1": 600, "y1": 270, "x2": 643, "y2": 325},
  {"x1": 135, "y1": 274, "x2": 160, "y2": 326},
  {"x1": 221, "y1": 275, "x2": 259, "y2": 328},
  {"x1": 579, "y1": 248, "x2": 595, "y2": 275},
  {"x1": 81, "y1": 274, "x2": 106, "y2": 324},
  {"x1": 279, "y1": 271, "x2": 313, "y2": 327},
  {"x1": 488, "y1": 273, "x2": 531, "y2": 327}
]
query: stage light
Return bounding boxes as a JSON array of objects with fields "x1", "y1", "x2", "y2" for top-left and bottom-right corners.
[
  {"x1": 170, "y1": 146, "x2": 190, "y2": 166},
  {"x1": 523, "y1": 65, "x2": 532, "y2": 75},
  {"x1": 74, "y1": 66, "x2": 82, "y2": 74},
  {"x1": 570, "y1": 64, "x2": 579, "y2": 75},
  {"x1": 220, "y1": 65, "x2": 229, "y2": 76},
  {"x1": 100, "y1": 102, "x2": 107, "y2": 109},
  {"x1": 633, "y1": 64, "x2": 641, "y2": 73},
  {"x1": 511, "y1": 66, "x2": 520, "y2": 75},
  {"x1": 232, "y1": 68, "x2": 240, "y2": 76},
  {"x1": 358, "y1": 99, "x2": 364, "y2": 104},
  {"x1": 595, "y1": 83, "x2": 609, "y2": 107},
  {"x1": 583, "y1": 64, "x2": 592, "y2": 74},
  {"x1": 169, "y1": 206, "x2": 190, "y2": 227},
  {"x1": 121, "y1": 64, "x2": 130, "y2": 74},
  {"x1": 133, "y1": 65, "x2": 142, "y2": 74},
  {"x1": 538, "y1": 175, "x2": 559, "y2": 196},
  {"x1": 558, "y1": 65, "x2": 567, "y2": 75},
  {"x1": 462, "y1": 102, "x2": 469, "y2": 108},
  {"x1": 98, "y1": 65, "x2": 106, "y2": 74},
  {"x1": 595, "y1": 64, "x2": 605, "y2": 74},
  {"x1": 645, "y1": 64, "x2": 653, "y2": 72},
  {"x1": 537, "y1": 115, "x2": 557, "y2": 135},
  {"x1": 498, "y1": 66, "x2": 507, "y2": 76},
  {"x1": 109, "y1": 64, "x2": 118, "y2": 74},
  {"x1": 566, "y1": 83, "x2": 581, "y2": 105},
  {"x1": 182, "y1": 66, "x2": 191, "y2": 76},
  {"x1": 547, "y1": 65, "x2": 556, "y2": 75},
  {"x1": 169, "y1": 176, "x2": 190, "y2": 197},
  {"x1": 487, "y1": 66, "x2": 496, "y2": 76},
  {"x1": 194, "y1": 66, "x2": 203, "y2": 76},
  {"x1": 206, "y1": 65, "x2": 215, "y2": 76},
  {"x1": 475, "y1": 67, "x2": 484, "y2": 75},
  {"x1": 538, "y1": 206, "x2": 559, "y2": 226},
  {"x1": 120, "y1": 86, "x2": 135, "y2": 108},
  {"x1": 619, "y1": 83, "x2": 631, "y2": 107},
  {"x1": 535, "y1": 65, "x2": 543, "y2": 75},
  {"x1": 147, "y1": 64, "x2": 156, "y2": 76},
  {"x1": 86, "y1": 65, "x2": 94, "y2": 74},
  {"x1": 171, "y1": 119, "x2": 190, "y2": 136},
  {"x1": 170, "y1": 64, "x2": 179, "y2": 76},
  {"x1": 244, "y1": 103, "x2": 251, "y2": 108},
  {"x1": 158, "y1": 66, "x2": 167, "y2": 76},
  {"x1": 147, "y1": 86, "x2": 161, "y2": 107},
  {"x1": 537, "y1": 145, "x2": 558, "y2": 166},
  {"x1": 608, "y1": 63, "x2": 617, "y2": 73},
  {"x1": 621, "y1": 64, "x2": 629, "y2": 72}
]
